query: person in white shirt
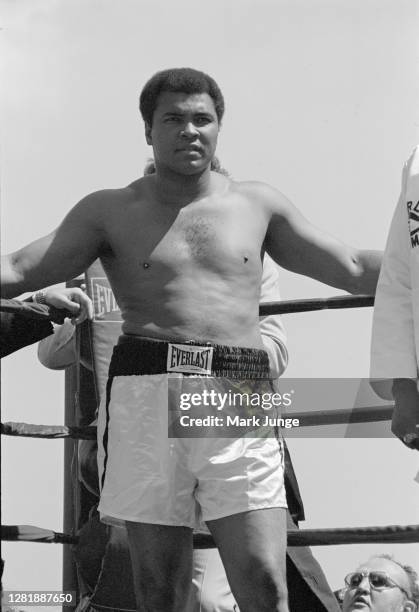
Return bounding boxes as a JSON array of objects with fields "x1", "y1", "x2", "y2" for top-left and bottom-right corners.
[{"x1": 370, "y1": 146, "x2": 419, "y2": 450}]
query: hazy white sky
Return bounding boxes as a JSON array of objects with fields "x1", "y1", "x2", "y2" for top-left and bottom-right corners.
[{"x1": 1, "y1": 0, "x2": 419, "y2": 606}]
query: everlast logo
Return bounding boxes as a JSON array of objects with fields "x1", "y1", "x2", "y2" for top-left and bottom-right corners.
[
  {"x1": 91, "y1": 277, "x2": 122, "y2": 322},
  {"x1": 407, "y1": 200, "x2": 419, "y2": 248},
  {"x1": 167, "y1": 344, "x2": 214, "y2": 375}
]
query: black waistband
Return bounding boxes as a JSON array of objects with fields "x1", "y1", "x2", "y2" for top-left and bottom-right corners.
[{"x1": 108, "y1": 335, "x2": 270, "y2": 378}]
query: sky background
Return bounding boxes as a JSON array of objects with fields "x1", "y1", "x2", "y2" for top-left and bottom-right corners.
[{"x1": 1, "y1": 0, "x2": 419, "y2": 608}]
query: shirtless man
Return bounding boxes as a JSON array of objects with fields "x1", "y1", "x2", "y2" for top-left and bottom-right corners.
[{"x1": 1, "y1": 68, "x2": 381, "y2": 612}]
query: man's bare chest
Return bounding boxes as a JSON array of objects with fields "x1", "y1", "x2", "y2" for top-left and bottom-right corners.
[{"x1": 104, "y1": 203, "x2": 266, "y2": 269}]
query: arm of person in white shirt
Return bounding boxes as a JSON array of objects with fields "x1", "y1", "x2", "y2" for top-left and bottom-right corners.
[
  {"x1": 370, "y1": 152, "x2": 419, "y2": 449},
  {"x1": 259, "y1": 254, "x2": 288, "y2": 379}
]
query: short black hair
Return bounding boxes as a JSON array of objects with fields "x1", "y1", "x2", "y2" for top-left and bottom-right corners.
[{"x1": 139, "y1": 67, "x2": 225, "y2": 126}]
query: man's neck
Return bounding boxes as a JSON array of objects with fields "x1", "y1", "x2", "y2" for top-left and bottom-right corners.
[{"x1": 152, "y1": 165, "x2": 214, "y2": 206}]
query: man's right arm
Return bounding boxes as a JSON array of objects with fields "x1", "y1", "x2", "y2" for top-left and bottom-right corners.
[{"x1": 1, "y1": 193, "x2": 106, "y2": 297}]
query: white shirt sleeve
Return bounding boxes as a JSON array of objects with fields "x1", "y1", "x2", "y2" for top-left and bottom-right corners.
[
  {"x1": 37, "y1": 319, "x2": 77, "y2": 370},
  {"x1": 370, "y1": 150, "x2": 418, "y2": 380},
  {"x1": 260, "y1": 255, "x2": 288, "y2": 378}
]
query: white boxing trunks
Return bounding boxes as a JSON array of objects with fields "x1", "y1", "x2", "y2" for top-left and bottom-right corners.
[{"x1": 97, "y1": 336, "x2": 287, "y2": 528}]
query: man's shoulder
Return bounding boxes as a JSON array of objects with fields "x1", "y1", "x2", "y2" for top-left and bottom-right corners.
[
  {"x1": 232, "y1": 179, "x2": 291, "y2": 210},
  {"x1": 84, "y1": 182, "x2": 145, "y2": 205},
  {"x1": 76, "y1": 180, "x2": 147, "y2": 215}
]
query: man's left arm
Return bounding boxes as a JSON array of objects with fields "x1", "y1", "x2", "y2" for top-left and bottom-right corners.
[{"x1": 261, "y1": 184, "x2": 382, "y2": 295}]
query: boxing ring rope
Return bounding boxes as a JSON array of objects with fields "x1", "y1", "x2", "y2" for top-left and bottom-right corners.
[
  {"x1": 0, "y1": 298, "x2": 70, "y2": 324},
  {"x1": 258, "y1": 294, "x2": 374, "y2": 316},
  {"x1": 1, "y1": 422, "x2": 97, "y2": 439},
  {"x1": 1, "y1": 294, "x2": 374, "y2": 322},
  {"x1": 2, "y1": 523, "x2": 419, "y2": 547},
  {"x1": 1, "y1": 525, "x2": 419, "y2": 548},
  {"x1": 1, "y1": 401, "x2": 394, "y2": 440},
  {"x1": 2, "y1": 293, "x2": 417, "y2": 600},
  {"x1": 1, "y1": 525, "x2": 76, "y2": 544}
]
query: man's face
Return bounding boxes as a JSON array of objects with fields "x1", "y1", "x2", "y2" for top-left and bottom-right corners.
[
  {"x1": 342, "y1": 557, "x2": 414, "y2": 612},
  {"x1": 145, "y1": 91, "x2": 219, "y2": 175}
]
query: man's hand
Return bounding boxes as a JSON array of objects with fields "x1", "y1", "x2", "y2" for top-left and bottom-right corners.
[
  {"x1": 43, "y1": 287, "x2": 93, "y2": 325},
  {"x1": 391, "y1": 378, "x2": 419, "y2": 450}
]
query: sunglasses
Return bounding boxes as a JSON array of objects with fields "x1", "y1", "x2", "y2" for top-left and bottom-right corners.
[{"x1": 344, "y1": 571, "x2": 411, "y2": 599}]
